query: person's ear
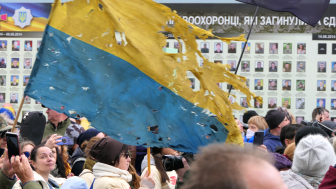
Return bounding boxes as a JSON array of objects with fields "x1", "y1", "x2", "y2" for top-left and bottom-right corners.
[
  {"x1": 284, "y1": 139, "x2": 290, "y2": 147},
  {"x1": 31, "y1": 161, "x2": 36, "y2": 169}
]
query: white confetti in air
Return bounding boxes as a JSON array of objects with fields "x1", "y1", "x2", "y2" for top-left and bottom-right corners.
[
  {"x1": 77, "y1": 33, "x2": 83, "y2": 37},
  {"x1": 69, "y1": 110, "x2": 77, "y2": 115},
  {"x1": 82, "y1": 87, "x2": 89, "y2": 91},
  {"x1": 49, "y1": 86, "x2": 55, "y2": 90},
  {"x1": 204, "y1": 90, "x2": 209, "y2": 96},
  {"x1": 67, "y1": 36, "x2": 72, "y2": 43}
]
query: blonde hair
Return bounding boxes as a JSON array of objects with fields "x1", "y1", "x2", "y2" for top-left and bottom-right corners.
[
  {"x1": 284, "y1": 143, "x2": 295, "y2": 161},
  {"x1": 20, "y1": 140, "x2": 35, "y2": 152},
  {"x1": 84, "y1": 136, "x2": 102, "y2": 157},
  {"x1": 247, "y1": 116, "x2": 268, "y2": 130}
]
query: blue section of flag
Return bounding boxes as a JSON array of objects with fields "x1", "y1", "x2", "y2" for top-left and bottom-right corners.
[
  {"x1": 24, "y1": 25, "x2": 229, "y2": 153},
  {"x1": 237, "y1": 0, "x2": 330, "y2": 26}
]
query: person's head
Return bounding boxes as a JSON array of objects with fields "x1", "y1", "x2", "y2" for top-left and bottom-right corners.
[
  {"x1": 271, "y1": 62, "x2": 275, "y2": 68},
  {"x1": 333, "y1": 100, "x2": 336, "y2": 106},
  {"x1": 299, "y1": 44, "x2": 303, "y2": 49},
  {"x1": 76, "y1": 128, "x2": 100, "y2": 151},
  {"x1": 26, "y1": 42, "x2": 31, "y2": 48},
  {"x1": 13, "y1": 41, "x2": 18, "y2": 48},
  {"x1": 247, "y1": 116, "x2": 268, "y2": 132},
  {"x1": 25, "y1": 59, "x2": 31, "y2": 67},
  {"x1": 0, "y1": 59, "x2": 4, "y2": 64},
  {"x1": 45, "y1": 107, "x2": 68, "y2": 123},
  {"x1": 229, "y1": 97, "x2": 234, "y2": 104},
  {"x1": 286, "y1": 44, "x2": 290, "y2": 50},
  {"x1": 243, "y1": 98, "x2": 247, "y2": 104},
  {"x1": 312, "y1": 107, "x2": 326, "y2": 121},
  {"x1": 321, "y1": 120, "x2": 336, "y2": 137},
  {"x1": 89, "y1": 137, "x2": 130, "y2": 171},
  {"x1": 257, "y1": 80, "x2": 261, "y2": 86},
  {"x1": 257, "y1": 43, "x2": 261, "y2": 48},
  {"x1": 319, "y1": 62, "x2": 325, "y2": 69},
  {"x1": 13, "y1": 59, "x2": 18, "y2": 66},
  {"x1": 243, "y1": 62, "x2": 248, "y2": 68},
  {"x1": 285, "y1": 63, "x2": 289, "y2": 68},
  {"x1": 270, "y1": 80, "x2": 275, "y2": 86},
  {"x1": 265, "y1": 110, "x2": 290, "y2": 134},
  {"x1": 235, "y1": 119, "x2": 244, "y2": 133},
  {"x1": 243, "y1": 110, "x2": 258, "y2": 124},
  {"x1": 280, "y1": 124, "x2": 303, "y2": 147},
  {"x1": 271, "y1": 44, "x2": 277, "y2": 50},
  {"x1": 257, "y1": 62, "x2": 261, "y2": 68},
  {"x1": 175, "y1": 43, "x2": 180, "y2": 49},
  {"x1": 255, "y1": 100, "x2": 260, "y2": 106},
  {"x1": 1, "y1": 42, "x2": 5, "y2": 48},
  {"x1": 12, "y1": 76, "x2": 17, "y2": 82},
  {"x1": 319, "y1": 99, "x2": 324, "y2": 107},
  {"x1": 30, "y1": 145, "x2": 56, "y2": 174},
  {"x1": 11, "y1": 94, "x2": 16, "y2": 101},
  {"x1": 320, "y1": 81, "x2": 325, "y2": 88},
  {"x1": 292, "y1": 134, "x2": 336, "y2": 177},
  {"x1": 283, "y1": 143, "x2": 295, "y2": 162},
  {"x1": 0, "y1": 94, "x2": 3, "y2": 100},
  {"x1": 203, "y1": 43, "x2": 207, "y2": 48},
  {"x1": 20, "y1": 141, "x2": 35, "y2": 159},
  {"x1": 324, "y1": 109, "x2": 330, "y2": 121},
  {"x1": 334, "y1": 82, "x2": 336, "y2": 88},
  {"x1": 182, "y1": 144, "x2": 288, "y2": 189},
  {"x1": 284, "y1": 80, "x2": 289, "y2": 86},
  {"x1": 229, "y1": 44, "x2": 234, "y2": 49},
  {"x1": 216, "y1": 43, "x2": 221, "y2": 51}
]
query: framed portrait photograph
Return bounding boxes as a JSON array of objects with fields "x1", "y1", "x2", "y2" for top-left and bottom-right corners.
[
  {"x1": 296, "y1": 80, "x2": 305, "y2": 91},
  {"x1": 0, "y1": 75, "x2": 6, "y2": 86},
  {"x1": 255, "y1": 61, "x2": 264, "y2": 72},
  {"x1": 283, "y1": 43, "x2": 292, "y2": 54},
  {"x1": 332, "y1": 80, "x2": 336, "y2": 91},
  {"x1": 269, "y1": 43, "x2": 278, "y2": 54},
  {"x1": 317, "y1": 61, "x2": 326, "y2": 73},
  {"x1": 23, "y1": 76, "x2": 30, "y2": 86},
  {"x1": 269, "y1": 61, "x2": 278, "y2": 72},
  {"x1": 0, "y1": 93, "x2": 5, "y2": 103},
  {"x1": 11, "y1": 75, "x2": 19, "y2": 86},
  {"x1": 0, "y1": 58, "x2": 6, "y2": 68},
  {"x1": 0, "y1": 40, "x2": 7, "y2": 51},
  {"x1": 11, "y1": 58, "x2": 19, "y2": 69},
  {"x1": 268, "y1": 79, "x2": 277, "y2": 90},
  {"x1": 242, "y1": 42, "x2": 250, "y2": 54},
  {"x1": 241, "y1": 61, "x2": 250, "y2": 72},
  {"x1": 214, "y1": 42, "x2": 223, "y2": 53},
  {"x1": 296, "y1": 116, "x2": 304, "y2": 124},
  {"x1": 174, "y1": 42, "x2": 182, "y2": 53},
  {"x1": 200, "y1": 42, "x2": 210, "y2": 53},
  {"x1": 12, "y1": 40, "x2": 20, "y2": 51},
  {"x1": 268, "y1": 97, "x2": 277, "y2": 108},
  {"x1": 228, "y1": 60, "x2": 236, "y2": 72},
  {"x1": 296, "y1": 98, "x2": 305, "y2": 109},
  {"x1": 317, "y1": 80, "x2": 326, "y2": 91},
  {"x1": 254, "y1": 79, "x2": 263, "y2": 90},
  {"x1": 24, "y1": 58, "x2": 32, "y2": 69},
  {"x1": 283, "y1": 61, "x2": 292, "y2": 72},
  {"x1": 317, "y1": 98, "x2": 326, "y2": 108},
  {"x1": 297, "y1": 61, "x2": 305, "y2": 72},
  {"x1": 255, "y1": 43, "x2": 264, "y2": 54},
  {"x1": 10, "y1": 93, "x2": 18, "y2": 103},
  {"x1": 282, "y1": 98, "x2": 291, "y2": 109},
  {"x1": 24, "y1": 40, "x2": 33, "y2": 51},
  {"x1": 240, "y1": 97, "x2": 248, "y2": 108},
  {"x1": 297, "y1": 43, "x2": 306, "y2": 54},
  {"x1": 254, "y1": 98, "x2": 263, "y2": 108},
  {"x1": 228, "y1": 43, "x2": 237, "y2": 53},
  {"x1": 282, "y1": 80, "x2": 291, "y2": 91}
]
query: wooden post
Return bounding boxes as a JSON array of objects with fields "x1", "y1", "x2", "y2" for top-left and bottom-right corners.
[
  {"x1": 11, "y1": 96, "x2": 25, "y2": 132},
  {"x1": 147, "y1": 147, "x2": 151, "y2": 174}
]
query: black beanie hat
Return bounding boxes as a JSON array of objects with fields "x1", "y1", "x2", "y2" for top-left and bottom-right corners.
[
  {"x1": 89, "y1": 137, "x2": 124, "y2": 165},
  {"x1": 265, "y1": 110, "x2": 285, "y2": 130},
  {"x1": 243, "y1": 110, "x2": 258, "y2": 124},
  {"x1": 295, "y1": 126, "x2": 328, "y2": 145},
  {"x1": 321, "y1": 121, "x2": 336, "y2": 137}
]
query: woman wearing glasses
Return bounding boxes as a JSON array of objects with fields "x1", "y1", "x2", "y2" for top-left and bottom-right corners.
[{"x1": 86, "y1": 137, "x2": 155, "y2": 189}]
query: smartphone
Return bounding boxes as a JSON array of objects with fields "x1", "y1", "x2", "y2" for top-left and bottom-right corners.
[
  {"x1": 6, "y1": 132, "x2": 20, "y2": 161},
  {"x1": 56, "y1": 136, "x2": 74, "y2": 146},
  {"x1": 0, "y1": 148, "x2": 4, "y2": 157},
  {"x1": 253, "y1": 131, "x2": 264, "y2": 146}
]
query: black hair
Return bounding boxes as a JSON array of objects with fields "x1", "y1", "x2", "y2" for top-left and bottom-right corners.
[
  {"x1": 110, "y1": 144, "x2": 128, "y2": 167},
  {"x1": 151, "y1": 147, "x2": 170, "y2": 183},
  {"x1": 312, "y1": 107, "x2": 326, "y2": 121},
  {"x1": 280, "y1": 124, "x2": 303, "y2": 146}
]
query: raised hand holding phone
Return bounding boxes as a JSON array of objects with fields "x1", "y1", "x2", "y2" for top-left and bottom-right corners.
[{"x1": 45, "y1": 134, "x2": 62, "y2": 149}]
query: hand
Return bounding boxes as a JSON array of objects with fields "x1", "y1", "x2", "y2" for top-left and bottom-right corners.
[
  {"x1": 2, "y1": 148, "x2": 15, "y2": 178},
  {"x1": 176, "y1": 158, "x2": 190, "y2": 182},
  {"x1": 45, "y1": 134, "x2": 62, "y2": 149},
  {"x1": 11, "y1": 154, "x2": 35, "y2": 184},
  {"x1": 0, "y1": 155, "x2": 3, "y2": 170},
  {"x1": 141, "y1": 169, "x2": 155, "y2": 186},
  {"x1": 257, "y1": 145, "x2": 268, "y2": 153},
  {"x1": 67, "y1": 173, "x2": 74, "y2": 179}
]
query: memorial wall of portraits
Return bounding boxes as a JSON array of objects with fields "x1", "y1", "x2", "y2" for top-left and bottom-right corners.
[{"x1": 178, "y1": 33, "x2": 336, "y2": 123}]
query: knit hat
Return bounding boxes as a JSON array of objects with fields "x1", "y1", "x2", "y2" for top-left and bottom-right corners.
[
  {"x1": 64, "y1": 123, "x2": 85, "y2": 147},
  {"x1": 265, "y1": 110, "x2": 285, "y2": 130},
  {"x1": 89, "y1": 137, "x2": 124, "y2": 165},
  {"x1": 295, "y1": 126, "x2": 328, "y2": 145},
  {"x1": 283, "y1": 143, "x2": 295, "y2": 162},
  {"x1": 76, "y1": 128, "x2": 100, "y2": 147},
  {"x1": 272, "y1": 153, "x2": 292, "y2": 171},
  {"x1": 292, "y1": 134, "x2": 336, "y2": 177},
  {"x1": 243, "y1": 110, "x2": 258, "y2": 124},
  {"x1": 0, "y1": 115, "x2": 11, "y2": 132},
  {"x1": 321, "y1": 121, "x2": 336, "y2": 137}
]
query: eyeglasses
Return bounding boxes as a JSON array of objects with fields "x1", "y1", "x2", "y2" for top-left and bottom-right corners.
[
  {"x1": 120, "y1": 152, "x2": 130, "y2": 159},
  {"x1": 0, "y1": 130, "x2": 7, "y2": 138},
  {"x1": 23, "y1": 151, "x2": 30, "y2": 158}
]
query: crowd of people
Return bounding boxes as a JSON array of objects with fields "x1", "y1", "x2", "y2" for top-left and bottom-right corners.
[{"x1": 1, "y1": 100, "x2": 336, "y2": 189}]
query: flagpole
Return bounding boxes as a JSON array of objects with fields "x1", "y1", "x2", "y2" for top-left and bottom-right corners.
[
  {"x1": 11, "y1": 96, "x2": 25, "y2": 132},
  {"x1": 228, "y1": 6, "x2": 259, "y2": 95},
  {"x1": 147, "y1": 147, "x2": 151, "y2": 174}
]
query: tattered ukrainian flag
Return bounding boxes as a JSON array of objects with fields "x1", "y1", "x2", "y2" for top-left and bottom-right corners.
[{"x1": 25, "y1": 0, "x2": 258, "y2": 153}]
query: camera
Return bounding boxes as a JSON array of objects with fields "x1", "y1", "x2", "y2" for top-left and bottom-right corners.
[
  {"x1": 162, "y1": 152, "x2": 194, "y2": 171},
  {"x1": 300, "y1": 120, "x2": 336, "y2": 136}
]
